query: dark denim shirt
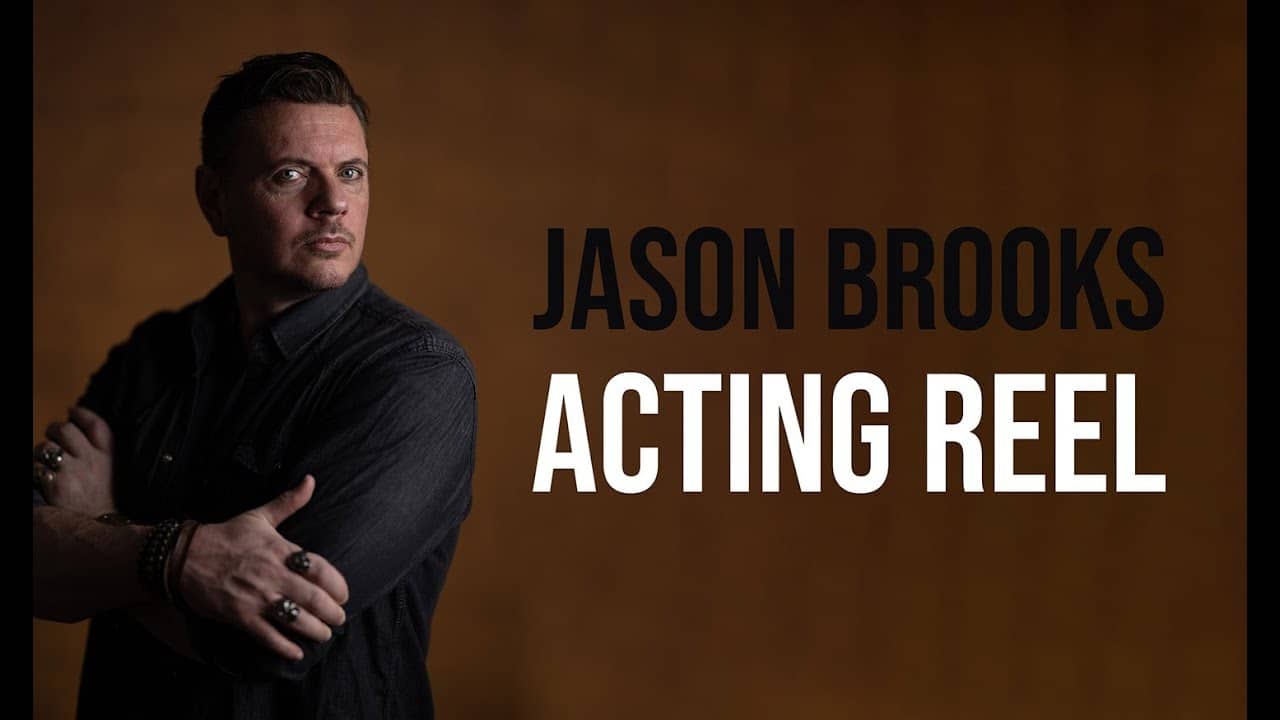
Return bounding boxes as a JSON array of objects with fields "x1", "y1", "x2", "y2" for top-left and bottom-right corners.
[{"x1": 37, "y1": 264, "x2": 476, "y2": 719}]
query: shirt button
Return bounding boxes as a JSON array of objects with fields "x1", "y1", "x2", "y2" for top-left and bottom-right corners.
[{"x1": 160, "y1": 453, "x2": 174, "y2": 464}]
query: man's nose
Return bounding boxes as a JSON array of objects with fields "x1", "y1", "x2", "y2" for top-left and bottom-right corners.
[{"x1": 308, "y1": 175, "x2": 348, "y2": 218}]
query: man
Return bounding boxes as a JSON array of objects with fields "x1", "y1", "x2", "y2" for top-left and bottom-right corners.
[{"x1": 32, "y1": 52, "x2": 477, "y2": 719}]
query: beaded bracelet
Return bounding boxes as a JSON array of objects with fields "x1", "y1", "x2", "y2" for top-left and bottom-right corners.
[{"x1": 138, "y1": 518, "x2": 184, "y2": 602}]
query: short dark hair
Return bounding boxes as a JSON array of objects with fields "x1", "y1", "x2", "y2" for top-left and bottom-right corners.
[{"x1": 200, "y1": 51, "x2": 370, "y2": 169}]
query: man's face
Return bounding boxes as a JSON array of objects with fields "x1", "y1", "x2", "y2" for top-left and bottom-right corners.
[{"x1": 212, "y1": 101, "x2": 369, "y2": 297}]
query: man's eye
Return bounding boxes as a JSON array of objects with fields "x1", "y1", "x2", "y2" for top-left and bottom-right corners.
[
  {"x1": 339, "y1": 167, "x2": 365, "y2": 180},
  {"x1": 274, "y1": 168, "x2": 304, "y2": 183}
]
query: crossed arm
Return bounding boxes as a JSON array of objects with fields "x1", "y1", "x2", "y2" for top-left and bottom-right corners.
[
  {"x1": 33, "y1": 413, "x2": 348, "y2": 663},
  {"x1": 33, "y1": 347, "x2": 476, "y2": 680}
]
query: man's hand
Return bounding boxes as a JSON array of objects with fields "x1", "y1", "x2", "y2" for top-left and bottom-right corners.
[
  {"x1": 34, "y1": 407, "x2": 350, "y2": 662},
  {"x1": 179, "y1": 474, "x2": 351, "y2": 661},
  {"x1": 34, "y1": 406, "x2": 117, "y2": 515}
]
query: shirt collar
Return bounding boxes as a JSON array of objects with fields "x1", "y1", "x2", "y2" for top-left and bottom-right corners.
[
  {"x1": 268, "y1": 263, "x2": 370, "y2": 359},
  {"x1": 190, "y1": 263, "x2": 370, "y2": 375}
]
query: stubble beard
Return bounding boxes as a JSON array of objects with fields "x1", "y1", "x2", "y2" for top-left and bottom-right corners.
[{"x1": 288, "y1": 225, "x2": 361, "y2": 291}]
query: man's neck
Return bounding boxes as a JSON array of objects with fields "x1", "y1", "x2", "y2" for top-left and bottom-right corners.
[{"x1": 231, "y1": 275, "x2": 320, "y2": 349}]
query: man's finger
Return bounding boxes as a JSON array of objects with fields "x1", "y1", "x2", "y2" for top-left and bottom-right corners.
[
  {"x1": 67, "y1": 406, "x2": 114, "y2": 452},
  {"x1": 256, "y1": 474, "x2": 316, "y2": 527},
  {"x1": 46, "y1": 421, "x2": 92, "y2": 458},
  {"x1": 245, "y1": 616, "x2": 305, "y2": 662},
  {"x1": 280, "y1": 573, "x2": 346, "y2": 628},
  {"x1": 32, "y1": 462, "x2": 55, "y2": 493},
  {"x1": 268, "y1": 602, "x2": 334, "y2": 645},
  {"x1": 291, "y1": 551, "x2": 350, "y2": 607}
]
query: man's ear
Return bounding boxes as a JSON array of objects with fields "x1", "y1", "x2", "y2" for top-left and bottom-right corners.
[{"x1": 195, "y1": 165, "x2": 229, "y2": 237}]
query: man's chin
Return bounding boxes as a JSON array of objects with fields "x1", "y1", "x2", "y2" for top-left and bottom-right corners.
[{"x1": 282, "y1": 260, "x2": 357, "y2": 293}]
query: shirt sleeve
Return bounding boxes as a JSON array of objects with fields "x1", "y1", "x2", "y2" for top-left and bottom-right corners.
[{"x1": 185, "y1": 340, "x2": 478, "y2": 681}]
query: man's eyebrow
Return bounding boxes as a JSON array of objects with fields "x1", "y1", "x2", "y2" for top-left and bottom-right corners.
[{"x1": 270, "y1": 157, "x2": 370, "y2": 168}]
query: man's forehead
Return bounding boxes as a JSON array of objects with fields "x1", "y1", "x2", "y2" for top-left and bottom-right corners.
[{"x1": 234, "y1": 101, "x2": 367, "y2": 160}]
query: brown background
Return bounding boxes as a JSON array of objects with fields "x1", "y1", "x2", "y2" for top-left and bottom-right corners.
[{"x1": 33, "y1": 1, "x2": 1245, "y2": 718}]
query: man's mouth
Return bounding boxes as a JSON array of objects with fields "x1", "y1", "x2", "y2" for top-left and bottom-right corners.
[
  {"x1": 306, "y1": 236, "x2": 351, "y2": 252},
  {"x1": 305, "y1": 228, "x2": 352, "y2": 244}
]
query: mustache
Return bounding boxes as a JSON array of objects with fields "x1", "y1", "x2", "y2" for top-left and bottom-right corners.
[{"x1": 298, "y1": 225, "x2": 356, "y2": 245}]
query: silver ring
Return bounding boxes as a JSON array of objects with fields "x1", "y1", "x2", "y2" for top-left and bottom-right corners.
[
  {"x1": 270, "y1": 598, "x2": 301, "y2": 624},
  {"x1": 285, "y1": 551, "x2": 312, "y2": 574},
  {"x1": 37, "y1": 445, "x2": 64, "y2": 471},
  {"x1": 32, "y1": 464, "x2": 55, "y2": 488}
]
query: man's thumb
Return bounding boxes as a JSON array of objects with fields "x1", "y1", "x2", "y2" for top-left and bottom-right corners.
[{"x1": 259, "y1": 474, "x2": 315, "y2": 527}]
